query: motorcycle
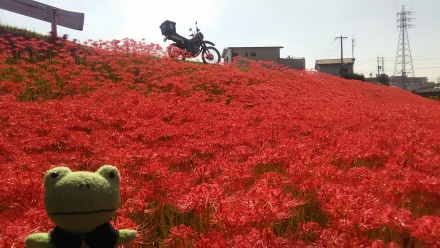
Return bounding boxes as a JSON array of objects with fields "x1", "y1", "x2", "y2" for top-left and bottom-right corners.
[{"x1": 160, "y1": 20, "x2": 220, "y2": 64}]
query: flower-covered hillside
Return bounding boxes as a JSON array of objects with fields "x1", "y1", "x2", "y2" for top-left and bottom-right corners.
[{"x1": 0, "y1": 33, "x2": 439, "y2": 247}]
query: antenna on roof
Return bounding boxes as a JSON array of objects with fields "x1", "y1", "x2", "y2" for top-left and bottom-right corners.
[{"x1": 351, "y1": 34, "x2": 357, "y2": 59}]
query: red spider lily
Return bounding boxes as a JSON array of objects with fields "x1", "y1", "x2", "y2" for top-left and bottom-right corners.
[
  {"x1": 195, "y1": 231, "x2": 227, "y2": 248},
  {"x1": 0, "y1": 32, "x2": 439, "y2": 247},
  {"x1": 409, "y1": 216, "x2": 440, "y2": 247},
  {"x1": 164, "y1": 224, "x2": 197, "y2": 247},
  {"x1": 228, "y1": 228, "x2": 288, "y2": 247}
]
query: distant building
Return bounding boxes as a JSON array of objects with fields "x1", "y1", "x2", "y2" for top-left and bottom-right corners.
[
  {"x1": 389, "y1": 76, "x2": 429, "y2": 92},
  {"x1": 221, "y1": 46, "x2": 305, "y2": 70},
  {"x1": 315, "y1": 58, "x2": 355, "y2": 76}
]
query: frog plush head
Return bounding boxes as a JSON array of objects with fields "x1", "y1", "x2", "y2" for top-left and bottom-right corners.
[
  {"x1": 25, "y1": 165, "x2": 136, "y2": 248},
  {"x1": 44, "y1": 165, "x2": 120, "y2": 233}
]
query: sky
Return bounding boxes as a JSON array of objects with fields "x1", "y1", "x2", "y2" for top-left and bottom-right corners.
[{"x1": 1, "y1": 0, "x2": 439, "y2": 82}]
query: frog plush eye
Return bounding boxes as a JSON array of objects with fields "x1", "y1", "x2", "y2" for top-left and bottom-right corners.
[
  {"x1": 96, "y1": 165, "x2": 120, "y2": 186},
  {"x1": 43, "y1": 167, "x2": 71, "y2": 188},
  {"x1": 109, "y1": 171, "x2": 116, "y2": 179}
]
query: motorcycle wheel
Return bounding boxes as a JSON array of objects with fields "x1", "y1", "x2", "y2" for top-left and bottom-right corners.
[
  {"x1": 201, "y1": 46, "x2": 220, "y2": 64},
  {"x1": 167, "y1": 44, "x2": 192, "y2": 61}
]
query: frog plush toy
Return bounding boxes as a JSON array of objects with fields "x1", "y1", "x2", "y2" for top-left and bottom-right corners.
[{"x1": 25, "y1": 165, "x2": 136, "y2": 248}]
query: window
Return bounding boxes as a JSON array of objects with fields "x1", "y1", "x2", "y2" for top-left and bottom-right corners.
[
  {"x1": 245, "y1": 52, "x2": 248, "y2": 57},
  {"x1": 251, "y1": 52, "x2": 256, "y2": 57},
  {"x1": 232, "y1": 52, "x2": 238, "y2": 57}
]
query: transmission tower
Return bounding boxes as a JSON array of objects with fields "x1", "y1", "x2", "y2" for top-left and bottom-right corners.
[{"x1": 394, "y1": 5, "x2": 415, "y2": 85}]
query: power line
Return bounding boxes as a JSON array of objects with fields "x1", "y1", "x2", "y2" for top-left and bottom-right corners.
[
  {"x1": 412, "y1": 54, "x2": 440, "y2": 58},
  {"x1": 356, "y1": 57, "x2": 440, "y2": 66},
  {"x1": 416, "y1": 67, "x2": 440, "y2": 70},
  {"x1": 324, "y1": 40, "x2": 341, "y2": 58},
  {"x1": 315, "y1": 39, "x2": 338, "y2": 59}
]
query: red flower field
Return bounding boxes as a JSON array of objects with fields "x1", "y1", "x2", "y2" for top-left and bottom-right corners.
[{"x1": 0, "y1": 32, "x2": 439, "y2": 247}]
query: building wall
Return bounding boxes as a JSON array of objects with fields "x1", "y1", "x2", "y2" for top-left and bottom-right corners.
[
  {"x1": 315, "y1": 64, "x2": 354, "y2": 76},
  {"x1": 226, "y1": 47, "x2": 281, "y2": 62},
  {"x1": 277, "y1": 58, "x2": 305, "y2": 70},
  {"x1": 222, "y1": 47, "x2": 304, "y2": 70},
  {"x1": 390, "y1": 76, "x2": 428, "y2": 92},
  {"x1": 223, "y1": 49, "x2": 232, "y2": 63}
]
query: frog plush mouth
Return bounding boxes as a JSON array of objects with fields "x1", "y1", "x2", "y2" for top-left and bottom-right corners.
[{"x1": 49, "y1": 208, "x2": 117, "y2": 216}]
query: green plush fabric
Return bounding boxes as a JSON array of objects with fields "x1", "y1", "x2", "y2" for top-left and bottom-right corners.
[
  {"x1": 25, "y1": 165, "x2": 136, "y2": 248},
  {"x1": 25, "y1": 233, "x2": 51, "y2": 248}
]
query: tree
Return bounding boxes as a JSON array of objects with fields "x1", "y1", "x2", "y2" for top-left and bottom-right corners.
[
  {"x1": 341, "y1": 72, "x2": 365, "y2": 81},
  {"x1": 377, "y1": 74, "x2": 390, "y2": 86}
]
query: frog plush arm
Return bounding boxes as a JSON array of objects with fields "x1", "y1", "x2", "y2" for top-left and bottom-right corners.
[
  {"x1": 26, "y1": 230, "x2": 136, "y2": 247},
  {"x1": 26, "y1": 231, "x2": 136, "y2": 247},
  {"x1": 118, "y1": 229, "x2": 137, "y2": 245},
  {"x1": 25, "y1": 233, "x2": 51, "y2": 248}
]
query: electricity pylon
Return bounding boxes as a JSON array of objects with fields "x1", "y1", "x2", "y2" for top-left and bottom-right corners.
[{"x1": 394, "y1": 5, "x2": 415, "y2": 85}]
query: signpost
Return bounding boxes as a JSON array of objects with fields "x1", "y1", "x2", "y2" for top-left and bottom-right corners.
[{"x1": 0, "y1": 0, "x2": 84, "y2": 39}]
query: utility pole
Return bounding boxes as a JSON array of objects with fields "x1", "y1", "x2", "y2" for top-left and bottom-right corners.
[
  {"x1": 351, "y1": 34, "x2": 356, "y2": 59},
  {"x1": 381, "y1": 56, "x2": 385, "y2": 74},
  {"x1": 336, "y1": 36, "x2": 348, "y2": 74},
  {"x1": 394, "y1": 5, "x2": 415, "y2": 88},
  {"x1": 377, "y1": 56, "x2": 381, "y2": 76},
  {"x1": 377, "y1": 56, "x2": 385, "y2": 76}
]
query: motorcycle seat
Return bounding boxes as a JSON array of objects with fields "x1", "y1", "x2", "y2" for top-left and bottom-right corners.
[{"x1": 169, "y1": 33, "x2": 187, "y2": 43}]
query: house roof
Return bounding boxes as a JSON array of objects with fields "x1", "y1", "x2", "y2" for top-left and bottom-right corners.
[{"x1": 315, "y1": 58, "x2": 355, "y2": 65}]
